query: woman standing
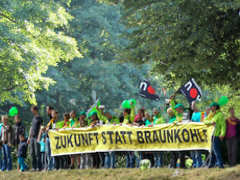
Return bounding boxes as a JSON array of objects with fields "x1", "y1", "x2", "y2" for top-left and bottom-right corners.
[{"x1": 225, "y1": 107, "x2": 240, "y2": 167}]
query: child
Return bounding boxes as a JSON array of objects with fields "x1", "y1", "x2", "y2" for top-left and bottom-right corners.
[
  {"x1": 38, "y1": 126, "x2": 47, "y2": 170},
  {"x1": 18, "y1": 134, "x2": 27, "y2": 172}
]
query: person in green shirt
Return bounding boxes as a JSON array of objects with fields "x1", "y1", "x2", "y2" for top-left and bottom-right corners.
[
  {"x1": 145, "y1": 112, "x2": 153, "y2": 127},
  {"x1": 153, "y1": 108, "x2": 166, "y2": 125},
  {"x1": 205, "y1": 102, "x2": 226, "y2": 168},
  {"x1": 70, "y1": 110, "x2": 78, "y2": 128},
  {"x1": 151, "y1": 108, "x2": 165, "y2": 168},
  {"x1": 170, "y1": 98, "x2": 184, "y2": 123},
  {"x1": 167, "y1": 108, "x2": 177, "y2": 123},
  {"x1": 121, "y1": 102, "x2": 135, "y2": 168}
]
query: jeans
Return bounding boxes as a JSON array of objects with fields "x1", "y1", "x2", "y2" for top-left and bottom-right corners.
[
  {"x1": 92, "y1": 153, "x2": 101, "y2": 168},
  {"x1": 209, "y1": 136, "x2": 224, "y2": 168},
  {"x1": 1, "y1": 144, "x2": 12, "y2": 171},
  {"x1": 18, "y1": 157, "x2": 27, "y2": 171},
  {"x1": 46, "y1": 138, "x2": 54, "y2": 170},
  {"x1": 226, "y1": 136, "x2": 238, "y2": 166},
  {"x1": 30, "y1": 138, "x2": 41, "y2": 170},
  {"x1": 170, "y1": 152, "x2": 178, "y2": 168},
  {"x1": 99, "y1": 153, "x2": 105, "y2": 168},
  {"x1": 136, "y1": 152, "x2": 143, "y2": 168},
  {"x1": 126, "y1": 152, "x2": 135, "y2": 168},
  {"x1": 40, "y1": 152, "x2": 46, "y2": 170},
  {"x1": 86, "y1": 154, "x2": 93, "y2": 169},
  {"x1": 191, "y1": 151, "x2": 202, "y2": 168},
  {"x1": 153, "y1": 152, "x2": 162, "y2": 168},
  {"x1": 79, "y1": 154, "x2": 89, "y2": 169},
  {"x1": 104, "y1": 152, "x2": 116, "y2": 168}
]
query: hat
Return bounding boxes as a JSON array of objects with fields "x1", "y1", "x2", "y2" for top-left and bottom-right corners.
[
  {"x1": 175, "y1": 103, "x2": 184, "y2": 109},
  {"x1": 80, "y1": 111, "x2": 86, "y2": 116},
  {"x1": 89, "y1": 111, "x2": 97, "y2": 117},
  {"x1": 210, "y1": 102, "x2": 219, "y2": 107}
]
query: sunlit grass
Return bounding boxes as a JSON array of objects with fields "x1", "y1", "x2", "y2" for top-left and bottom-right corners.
[{"x1": 1, "y1": 166, "x2": 240, "y2": 180}]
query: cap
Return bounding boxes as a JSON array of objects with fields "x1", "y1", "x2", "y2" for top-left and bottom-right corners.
[{"x1": 175, "y1": 103, "x2": 184, "y2": 109}]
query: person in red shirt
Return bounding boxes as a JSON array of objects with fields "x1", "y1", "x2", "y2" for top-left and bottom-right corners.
[{"x1": 225, "y1": 107, "x2": 240, "y2": 166}]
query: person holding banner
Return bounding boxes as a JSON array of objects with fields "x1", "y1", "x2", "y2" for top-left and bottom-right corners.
[
  {"x1": 122, "y1": 102, "x2": 135, "y2": 168},
  {"x1": 49, "y1": 110, "x2": 65, "y2": 170},
  {"x1": 70, "y1": 111, "x2": 78, "y2": 128},
  {"x1": 89, "y1": 111, "x2": 101, "y2": 168},
  {"x1": 205, "y1": 102, "x2": 226, "y2": 168},
  {"x1": 62, "y1": 113, "x2": 70, "y2": 128},
  {"x1": 134, "y1": 108, "x2": 146, "y2": 168},
  {"x1": 190, "y1": 102, "x2": 203, "y2": 168},
  {"x1": 152, "y1": 108, "x2": 166, "y2": 168},
  {"x1": 73, "y1": 113, "x2": 88, "y2": 169},
  {"x1": 169, "y1": 97, "x2": 186, "y2": 168}
]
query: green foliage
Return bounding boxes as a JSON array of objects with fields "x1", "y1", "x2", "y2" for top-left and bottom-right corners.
[
  {"x1": 0, "y1": 0, "x2": 81, "y2": 104},
  {"x1": 100, "y1": 0, "x2": 240, "y2": 89},
  {"x1": 33, "y1": 0, "x2": 164, "y2": 121}
]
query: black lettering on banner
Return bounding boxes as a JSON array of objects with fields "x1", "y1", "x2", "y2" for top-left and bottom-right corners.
[
  {"x1": 174, "y1": 129, "x2": 182, "y2": 143},
  {"x1": 127, "y1": 131, "x2": 133, "y2": 144},
  {"x1": 88, "y1": 133, "x2": 93, "y2": 145},
  {"x1": 61, "y1": 136, "x2": 66, "y2": 148},
  {"x1": 190, "y1": 129, "x2": 199, "y2": 142},
  {"x1": 55, "y1": 136, "x2": 61, "y2": 149},
  {"x1": 102, "y1": 132, "x2": 107, "y2": 144},
  {"x1": 182, "y1": 129, "x2": 190, "y2": 142},
  {"x1": 159, "y1": 130, "x2": 166, "y2": 143},
  {"x1": 197, "y1": 129, "x2": 205, "y2": 142},
  {"x1": 202, "y1": 129, "x2": 208, "y2": 142},
  {"x1": 120, "y1": 131, "x2": 127, "y2": 144},
  {"x1": 137, "y1": 131, "x2": 145, "y2": 144},
  {"x1": 144, "y1": 131, "x2": 152, "y2": 143},
  {"x1": 167, "y1": 130, "x2": 174, "y2": 143},
  {"x1": 152, "y1": 131, "x2": 160, "y2": 143},
  {"x1": 94, "y1": 132, "x2": 99, "y2": 144},
  {"x1": 115, "y1": 132, "x2": 123, "y2": 144},
  {"x1": 74, "y1": 134, "x2": 81, "y2": 147},
  {"x1": 67, "y1": 135, "x2": 73, "y2": 147},
  {"x1": 107, "y1": 131, "x2": 114, "y2": 144},
  {"x1": 81, "y1": 134, "x2": 89, "y2": 146}
]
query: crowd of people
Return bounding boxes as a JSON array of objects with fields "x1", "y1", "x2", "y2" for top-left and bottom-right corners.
[{"x1": 0, "y1": 95, "x2": 239, "y2": 172}]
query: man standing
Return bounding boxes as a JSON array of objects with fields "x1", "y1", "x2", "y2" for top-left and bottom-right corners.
[
  {"x1": 1, "y1": 115, "x2": 13, "y2": 171},
  {"x1": 27, "y1": 106, "x2": 43, "y2": 171},
  {"x1": 205, "y1": 102, "x2": 226, "y2": 168}
]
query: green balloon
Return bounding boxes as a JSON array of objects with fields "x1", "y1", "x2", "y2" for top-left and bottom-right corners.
[
  {"x1": 9, "y1": 107, "x2": 18, "y2": 117},
  {"x1": 218, "y1": 96, "x2": 229, "y2": 106},
  {"x1": 121, "y1": 100, "x2": 131, "y2": 109},
  {"x1": 129, "y1": 98, "x2": 136, "y2": 106}
]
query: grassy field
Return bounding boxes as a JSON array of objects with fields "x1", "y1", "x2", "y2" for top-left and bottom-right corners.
[{"x1": 1, "y1": 166, "x2": 240, "y2": 180}]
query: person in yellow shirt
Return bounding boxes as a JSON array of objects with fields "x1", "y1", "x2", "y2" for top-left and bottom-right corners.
[{"x1": 205, "y1": 102, "x2": 226, "y2": 168}]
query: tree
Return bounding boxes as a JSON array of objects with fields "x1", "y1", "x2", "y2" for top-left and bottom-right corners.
[
  {"x1": 34, "y1": 0, "x2": 163, "y2": 116},
  {"x1": 100, "y1": 0, "x2": 240, "y2": 88},
  {"x1": 0, "y1": 0, "x2": 81, "y2": 104}
]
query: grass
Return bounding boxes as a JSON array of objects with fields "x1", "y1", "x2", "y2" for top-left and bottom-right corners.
[{"x1": 1, "y1": 166, "x2": 240, "y2": 180}]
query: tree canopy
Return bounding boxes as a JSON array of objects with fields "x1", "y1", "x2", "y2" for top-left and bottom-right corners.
[
  {"x1": 100, "y1": 0, "x2": 240, "y2": 88},
  {"x1": 0, "y1": 0, "x2": 81, "y2": 104}
]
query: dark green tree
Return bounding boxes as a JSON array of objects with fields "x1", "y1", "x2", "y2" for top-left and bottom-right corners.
[{"x1": 100, "y1": 0, "x2": 240, "y2": 88}]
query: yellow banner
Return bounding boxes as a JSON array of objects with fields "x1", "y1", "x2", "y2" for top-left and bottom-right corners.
[{"x1": 48, "y1": 123, "x2": 215, "y2": 156}]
